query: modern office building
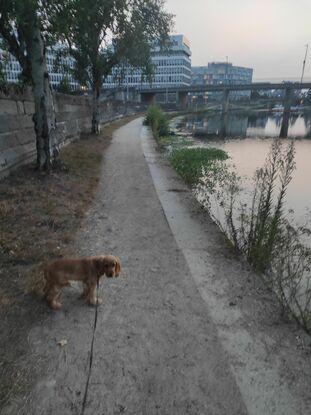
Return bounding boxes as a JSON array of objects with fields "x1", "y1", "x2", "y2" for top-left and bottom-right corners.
[
  {"x1": 0, "y1": 44, "x2": 80, "y2": 90},
  {"x1": 192, "y1": 62, "x2": 253, "y2": 86},
  {"x1": 104, "y1": 34, "x2": 192, "y2": 89},
  {"x1": 1, "y1": 34, "x2": 192, "y2": 92},
  {"x1": 192, "y1": 62, "x2": 253, "y2": 100},
  {"x1": 191, "y1": 66, "x2": 209, "y2": 86}
]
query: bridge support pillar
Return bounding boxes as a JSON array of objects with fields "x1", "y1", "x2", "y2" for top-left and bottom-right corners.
[
  {"x1": 110, "y1": 90, "x2": 117, "y2": 100},
  {"x1": 280, "y1": 87, "x2": 293, "y2": 138},
  {"x1": 222, "y1": 89, "x2": 230, "y2": 114},
  {"x1": 134, "y1": 90, "x2": 141, "y2": 103},
  {"x1": 219, "y1": 113, "x2": 228, "y2": 138},
  {"x1": 176, "y1": 91, "x2": 188, "y2": 110},
  {"x1": 113, "y1": 90, "x2": 127, "y2": 101},
  {"x1": 140, "y1": 92, "x2": 156, "y2": 106}
]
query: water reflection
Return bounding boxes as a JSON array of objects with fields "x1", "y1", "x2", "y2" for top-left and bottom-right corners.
[
  {"x1": 174, "y1": 111, "x2": 311, "y2": 225},
  {"x1": 183, "y1": 112, "x2": 311, "y2": 139}
]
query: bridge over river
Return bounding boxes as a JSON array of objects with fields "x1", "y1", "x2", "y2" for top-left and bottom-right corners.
[
  {"x1": 140, "y1": 82, "x2": 311, "y2": 138},
  {"x1": 106, "y1": 82, "x2": 311, "y2": 138}
]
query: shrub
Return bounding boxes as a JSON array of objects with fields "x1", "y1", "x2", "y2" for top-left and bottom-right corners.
[{"x1": 144, "y1": 105, "x2": 170, "y2": 138}]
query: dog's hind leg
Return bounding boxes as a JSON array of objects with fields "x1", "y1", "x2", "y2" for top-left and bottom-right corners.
[
  {"x1": 45, "y1": 285, "x2": 62, "y2": 310},
  {"x1": 80, "y1": 282, "x2": 89, "y2": 299}
]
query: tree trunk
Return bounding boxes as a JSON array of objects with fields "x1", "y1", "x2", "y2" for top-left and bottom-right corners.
[
  {"x1": 28, "y1": 25, "x2": 57, "y2": 170},
  {"x1": 91, "y1": 83, "x2": 101, "y2": 134}
]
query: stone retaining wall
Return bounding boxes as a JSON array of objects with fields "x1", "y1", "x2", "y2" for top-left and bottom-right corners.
[{"x1": 0, "y1": 86, "x2": 143, "y2": 177}]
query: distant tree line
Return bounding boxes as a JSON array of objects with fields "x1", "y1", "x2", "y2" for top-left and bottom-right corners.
[{"x1": 0, "y1": 0, "x2": 173, "y2": 170}]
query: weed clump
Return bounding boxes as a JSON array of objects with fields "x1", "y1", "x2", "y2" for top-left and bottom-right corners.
[
  {"x1": 195, "y1": 140, "x2": 311, "y2": 332},
  {"x1": 144, "y1": 105, "x2": 170, "y2": 138},
  {"x1": 170, "y1": 147, "x2": 228, "y2": 185}
]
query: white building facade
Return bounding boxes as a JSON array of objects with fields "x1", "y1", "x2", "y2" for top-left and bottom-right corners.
[
  {"x1": 0, "y1": 45, "x2": 80, "y2": 90},
  {"x1": 104, "y1": 34, "x2": 192, "y2": 89},
  {"x1": 1, "y1": 34, "x2": 192, "y2": 91}
]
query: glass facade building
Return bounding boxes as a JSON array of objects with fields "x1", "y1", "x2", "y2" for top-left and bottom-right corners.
[
  {"x1": 192, "y1": 62, "x2": 253, "y2": 86},
  {"x1": 191, "y1": 62, "x2": 253, "y2": 100},
  {"x1": 104, "y1": 35, "x2": 192, "y2": 89}
]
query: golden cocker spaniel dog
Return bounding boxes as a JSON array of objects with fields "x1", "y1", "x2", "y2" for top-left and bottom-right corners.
[{"x1": 43, "y1": 255, "x2": 121, "y2": 310}]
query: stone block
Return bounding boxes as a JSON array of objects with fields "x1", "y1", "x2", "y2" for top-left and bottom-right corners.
[
  {"x1": 65, "y1": 119, "x2": 79, "y2": 138},
  {"x1": 0, "y1": 99, "x2": 18, "y2": 115},
  {"x1": 16, "y1": 101, "x2": 25, "y2": 115},
  {"x1": 15, "y1": 128, "x2": 36, "y2": 146},
  {"x1": 24, "y1": 101, "x2": 35, "y2": 115},
  {"x1": 77, "y1": 117, "x2": 92, "y2": 133},
  {"x1": 56, "y1": 121, "x2": 67, "y2": 145},
  {"x1": 0, "y1": 142, "x2": 36, "y2": 174},
  {"x1": 0, "y1": 115, "x2": 10, "y2": 134},
  {"x1": 0, "y1": 132, "x2": 19, "y2": 152},
  {"x1": 56, "y1": 110, "x2": 89, "y2": 123},
  {"x1": 0, "y1": 114, "x2": 34, "y2": 134}
]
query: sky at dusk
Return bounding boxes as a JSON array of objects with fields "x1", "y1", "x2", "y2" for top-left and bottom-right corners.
[{"x1": 165, "y1": 0, "x2": 311, "y2": 81}]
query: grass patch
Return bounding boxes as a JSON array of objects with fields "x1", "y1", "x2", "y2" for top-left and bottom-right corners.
[{"x1": 169, "y1": 147, "x2": 228, "y2": 185}]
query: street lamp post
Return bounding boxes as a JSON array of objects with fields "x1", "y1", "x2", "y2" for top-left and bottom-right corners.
[{"x1": 300, "y1": 44, "x2": 309, "y2": 84}]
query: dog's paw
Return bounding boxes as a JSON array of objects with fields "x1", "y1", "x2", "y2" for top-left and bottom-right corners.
[
  {"x1": 89, "y1": 297, "x2": 103, "y2": 306},
  {"x1": 50, "y1": 301, "x2": 62, "y2": 310}
]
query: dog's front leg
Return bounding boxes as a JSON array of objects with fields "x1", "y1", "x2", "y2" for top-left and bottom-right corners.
[{"x1": 87, "y1": 282, "x2": 103, "y2": 306}]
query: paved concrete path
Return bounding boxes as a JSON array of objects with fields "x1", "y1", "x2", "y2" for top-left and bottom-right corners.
[{"x1": 4, "y1": 118, "x2": 310, "y2": 415}]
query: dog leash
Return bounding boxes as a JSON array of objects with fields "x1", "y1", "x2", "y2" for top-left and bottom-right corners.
[{"x1": 81, "y1": 275, "x2": 100, "y2": 414}]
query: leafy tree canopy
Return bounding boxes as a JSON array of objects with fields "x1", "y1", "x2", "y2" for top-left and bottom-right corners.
[
  {"x1": 0, "y1": 0, "x2": 44, "y2": 84},
  {"x1": 46, "y1": 0, "x2": 173, "y2": 88}
]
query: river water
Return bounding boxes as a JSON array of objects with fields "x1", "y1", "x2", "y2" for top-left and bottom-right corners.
[{"x1": 173, "y1": 111, "x2": 311, "y2": 224}]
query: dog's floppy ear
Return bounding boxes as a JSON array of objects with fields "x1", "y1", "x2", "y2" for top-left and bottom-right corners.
[
  {"x1": 115, "y1": 257, "x2": 121, "y2": 276},
  {"x1": 94, "y1": 256, "x2": 107, "y2": 276}
]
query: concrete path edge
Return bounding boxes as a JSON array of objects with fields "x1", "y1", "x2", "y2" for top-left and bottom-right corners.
[{"x1": 141, "y1": 123, "x2": 309, "y2": 415}]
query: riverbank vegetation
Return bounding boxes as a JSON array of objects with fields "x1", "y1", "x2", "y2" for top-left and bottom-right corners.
[
  {"x1": 170, "y1": 148, "x2": 228, "y2": 185},
  {"x1": 195, "y1": 140, "x2": 311, "y2": 332},
  {"x1": 144, "y1": 105, "x2": 170, "y2": 138},
  {"x1": 145, "y1": 106, "x2": 228, "y2": 185},
  {"x1": 158, "y1": 134, "x2": 194, "y2": 149}
]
